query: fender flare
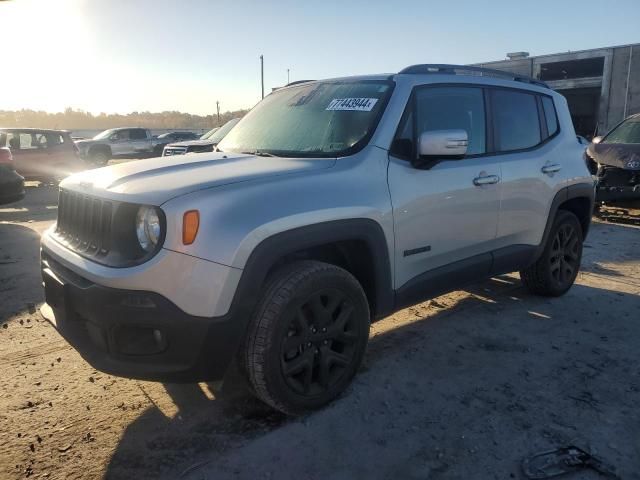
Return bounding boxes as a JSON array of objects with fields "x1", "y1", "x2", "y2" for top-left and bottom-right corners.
[
  {"x1": 535, "y1": 182, "x2": 595, "y2": 260},
  {"x1": 221, "y1": 218, "x2": 394, "y2": 329}
]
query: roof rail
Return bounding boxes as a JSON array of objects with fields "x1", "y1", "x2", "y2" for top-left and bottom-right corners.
[
  {"x1": 286, "y1": 79, "x2": 315, "y2": 87},
  {"x1": 398, "y1": 64, "x2": 549, "y2": 89}
]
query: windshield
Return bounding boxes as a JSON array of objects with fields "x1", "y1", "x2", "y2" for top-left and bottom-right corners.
[
  {"x1": 200, "y1": 127, "x2": 219, "y2": 140},
  {"x1": 603, "y1": 117, "x2": 640, "y2": 144},
  {"x1": 92, "y1": 129, "x2": 116, "y2": 140},
  {"x1": 217, "y1": 80, "x2": 393, "y2": 157},
  {"x1": 208, "y1": 118, "x2": 240, "y2": 144}
]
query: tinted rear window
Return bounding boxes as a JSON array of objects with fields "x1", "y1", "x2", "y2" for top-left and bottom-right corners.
[
  {"x1": 129, "y1": 129, "x2": 147, "y2": 140},
  {"x1": 541, "y1": 96, "x2": 559, "y2": 137},
  {"x1": 492, "y1": 90, "x2": 541, "y2": 152}
]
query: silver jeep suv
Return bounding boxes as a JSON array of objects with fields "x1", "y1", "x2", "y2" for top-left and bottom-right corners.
[{"x1": 40, "y1": 65, "x2": 594, "y2": 415}]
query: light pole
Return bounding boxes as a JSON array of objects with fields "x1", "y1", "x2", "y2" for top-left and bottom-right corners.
[
  {"x1": 260, "y1": 55, "x2": 264, "y2": 99},
  {"x1": 287, "y1": 68, "x2": 290, "y2": 84},
  {"x1": 216, "y1": 101, "x2": 220, "y2": 126}
]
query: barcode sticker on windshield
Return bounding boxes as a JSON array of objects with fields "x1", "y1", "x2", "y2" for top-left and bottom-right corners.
[{"x1": 326, "y1": 98, "x2": 378, "y2": 111}]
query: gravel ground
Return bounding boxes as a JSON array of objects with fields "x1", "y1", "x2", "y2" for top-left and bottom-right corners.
[{"x1": 1, "y1": 183, "x2": 639, "y2": 480}]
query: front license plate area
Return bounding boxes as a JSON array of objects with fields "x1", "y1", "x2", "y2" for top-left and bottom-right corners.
[{"x1": 43, "y1": 267, "x2": 67, "y2": 313}]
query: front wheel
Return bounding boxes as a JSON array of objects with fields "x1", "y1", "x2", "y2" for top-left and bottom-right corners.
[
  {"x1": 89, "y1": 151, "x2": 110, "y2": 167},
  {"x1": 520, "y1": 210, "x2": 583, "y2": 296},
  {"x1": 244, "y1": 261, "x2": 370, "y2": 415}
]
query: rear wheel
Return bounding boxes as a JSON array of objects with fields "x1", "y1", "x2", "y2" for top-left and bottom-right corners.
[
  {"x1": 244, "y1": 261, "x2": 370, "y2": 415},
  {"x1": 520, "y1": 210, "x2": 583, "y2": 296}
]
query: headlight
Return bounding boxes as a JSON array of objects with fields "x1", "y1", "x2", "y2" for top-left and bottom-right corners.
[{"x1": 136, "y1": 206, "x2": 161, "y2": 252}]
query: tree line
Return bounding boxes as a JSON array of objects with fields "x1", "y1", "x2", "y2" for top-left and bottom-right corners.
[{"x1": 0, "y1": 108, "x2": 249, "y2": 130}]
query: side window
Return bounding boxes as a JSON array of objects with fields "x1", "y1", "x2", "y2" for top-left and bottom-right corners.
[
  {"x1": 492, "y1": 89, "x2": 541, "y2": 151},
  {"x1": 111, "y1": 130, "x2": 128, "y2": 141},
  {"x1": 415, "y1": 87, "x2": 486, "y2": 155},
  {"x1": 45, "y1": 133, "x2": 64, "y2": 147},
  {"x1": 541, "y1": 96, "x2": 559, "y2": 137},
  {"x1": 129, "y1": 129, "x2": 147, "y2": 140},
  {"x1": 6, "y1": 133, "x2": 20, "y2": 149},
  {"x1": 391, "y1": 86, "x2": 486, "y2": 158},
  {"x1": 19, "y1": 133, "x2": 39, "y2": 149}
]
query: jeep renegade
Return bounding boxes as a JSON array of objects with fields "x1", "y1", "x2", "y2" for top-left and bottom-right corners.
[{"x1": 40, "y1": 65, "x2": 595, "y2": 415}]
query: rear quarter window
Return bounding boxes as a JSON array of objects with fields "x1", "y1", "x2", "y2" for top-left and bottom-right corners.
[{"x1": 541, "y1": 96, "x2": 559, "y2": 137}]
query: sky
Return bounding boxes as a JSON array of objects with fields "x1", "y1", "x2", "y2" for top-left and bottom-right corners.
[{"x1": 1, "y1": 0, "x2": 639, "y2": 116}]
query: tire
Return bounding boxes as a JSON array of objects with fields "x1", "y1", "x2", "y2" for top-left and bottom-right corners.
[
  {"x1": 520, "y1": 210, "x2": 583, "y2": 297},
  {"x1": 89, "y1": 150, "x2": 110, "y2": 167},
  {"x1": 244, "y1": 260, "x2": 370, "y2": 415}
]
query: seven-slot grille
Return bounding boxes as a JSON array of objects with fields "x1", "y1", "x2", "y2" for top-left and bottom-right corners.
[{"x1": 55, "y1": 189, "x2": 113, "y2": 256}]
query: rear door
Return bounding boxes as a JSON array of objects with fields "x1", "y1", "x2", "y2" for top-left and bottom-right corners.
[
  {"x1": 128, "y1": 128, "x2": 151, "y2": 154},
  {"x1": 491, "y1": 88, "x2": 561, "y2": 250},
  {"x1": 388, "y1": 85, "x2": 501, "y2": 290}
]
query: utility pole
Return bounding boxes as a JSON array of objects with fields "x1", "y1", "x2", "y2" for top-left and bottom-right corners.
[
  {"x1": 287, "y1": 68, "x2": 290, "y2": 84},
  {"x1": 216, "y1": 101, "x2": 220, "y2": 126},
  {"x1": 260, "y1": 54, "x2": 264, "y2": 99}
]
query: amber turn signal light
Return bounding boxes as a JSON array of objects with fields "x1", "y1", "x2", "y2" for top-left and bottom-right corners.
[{"x1": 182, "y1": 210, "x2": 199, "y2": 245}]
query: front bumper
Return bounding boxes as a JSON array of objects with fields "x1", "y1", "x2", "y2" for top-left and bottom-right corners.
[
  {"x1": 595, "y1": 166, "x2": 640, "y2": 202},
  {"x1": 596, "y1": 184, "x2": 640, "y2": 202},
  {"x1": 40, "y1": 252, "x2": 246, "y2": 382}
]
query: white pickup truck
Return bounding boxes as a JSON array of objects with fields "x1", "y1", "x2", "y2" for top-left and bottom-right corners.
[{"x1": 75, "y1": 128, "x2": 165, "y2": 166}]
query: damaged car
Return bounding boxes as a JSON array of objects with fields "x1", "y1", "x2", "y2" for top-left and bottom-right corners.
[{"x1": 586, "y1": 113, "x2": 640, "y2": 206}]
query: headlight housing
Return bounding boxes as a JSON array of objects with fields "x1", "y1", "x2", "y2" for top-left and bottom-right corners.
[{"x1": 136, "y1": 206, "x2": 162, "y2": 252}]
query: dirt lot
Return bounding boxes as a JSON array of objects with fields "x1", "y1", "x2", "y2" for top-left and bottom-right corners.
[{"x1": 1, "y1": 183, "x2": 639, "y2": 480}]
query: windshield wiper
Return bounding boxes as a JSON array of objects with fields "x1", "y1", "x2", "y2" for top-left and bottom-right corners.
[{"x1": 241, "y1": 150, "x2": 277, "y2": 157}]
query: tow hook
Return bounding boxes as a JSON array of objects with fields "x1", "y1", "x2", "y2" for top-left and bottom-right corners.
[{"x1": 522, "y1": 445, "x2": 620, "y2": 479}]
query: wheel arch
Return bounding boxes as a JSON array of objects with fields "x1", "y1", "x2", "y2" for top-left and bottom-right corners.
[
  {"x1": 229, "y1": 219, "x2": 394, "y2": 322},
  {"x1": 536, "y1": 182, "x2": 595, "y2": 260},
  {"x1": 88, "y1": 144, "x2": 112, "y2": 158}
]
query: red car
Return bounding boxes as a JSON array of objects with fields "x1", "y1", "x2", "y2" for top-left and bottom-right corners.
[{"x1": 0, "y1": 128, "x2": 85, "y2": 182}]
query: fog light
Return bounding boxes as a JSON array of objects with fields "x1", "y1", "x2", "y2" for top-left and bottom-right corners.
[{"x1": 115, "y1": 326, "x2": 168, "y2": 355}]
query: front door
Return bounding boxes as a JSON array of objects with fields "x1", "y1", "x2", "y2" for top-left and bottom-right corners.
[{"x1": 388, "y1": 85, "x2": 501, "y2": 290}]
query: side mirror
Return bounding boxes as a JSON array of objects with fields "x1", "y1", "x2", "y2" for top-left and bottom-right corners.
[
  {"x1": 592, "y1": 136, "x2": 602, "y2": 144},
  {"x1": 413, "y1": 129, "x2": 468, "y2": 168},
  {"x1": 418, "y1": 129, "x2": 468, "y2": 157}
]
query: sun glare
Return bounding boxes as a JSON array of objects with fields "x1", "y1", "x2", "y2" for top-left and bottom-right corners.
[{"x1": 1, "y1": 0, "x2": 94, "y2": 112}]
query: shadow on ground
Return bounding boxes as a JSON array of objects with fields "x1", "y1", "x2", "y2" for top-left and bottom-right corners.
[
  {"x1": 0, "y1": 223, "x2": 44, "y2": 323},
  {"x1": 103, "y1": 271, "x2": 640, "y2": 480}
]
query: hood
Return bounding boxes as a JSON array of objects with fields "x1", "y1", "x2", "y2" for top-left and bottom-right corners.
[
  {"x1": 166, "y1": 139, "x2": 215, "y2": 148},
  {"x1": 588, "y1": 143, "x2": 640, "y2": 170},
  {"x1": 60, "y1": 152, "x2": 336, "y2": 205},
  {"x1": 75, "y1": 139, "x2": 99, "y2": 148}
]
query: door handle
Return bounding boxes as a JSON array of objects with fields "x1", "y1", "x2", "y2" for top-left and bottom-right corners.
[
  {"x1": 473, "y1": 174, "x2": 500, "y2": 186},
  {"x1": 541, "y1": 164, "x2": 562, "y2": 174}
]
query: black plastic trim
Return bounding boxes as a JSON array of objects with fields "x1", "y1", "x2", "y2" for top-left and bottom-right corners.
[
  {"x1": 395, "y1": 253, "x2": 492, "y2": 311},
  {"x1": 230, "y1": 219, "x2": 395, "y2": 320},
  {"x1": 52, "y1": 192, "x2": 166, "y2": 268}
]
